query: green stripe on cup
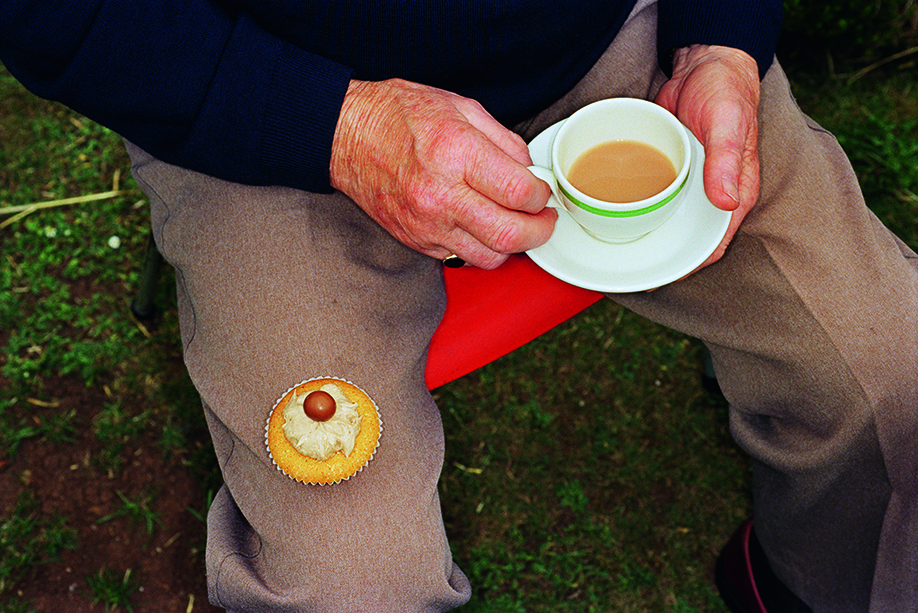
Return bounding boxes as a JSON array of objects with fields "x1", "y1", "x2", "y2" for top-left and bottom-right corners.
[{"x1": 558, "y1": 173, "x2": 689, "y2": 217}]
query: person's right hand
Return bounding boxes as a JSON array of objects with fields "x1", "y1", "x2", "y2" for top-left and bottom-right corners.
[{"x1": 330, "y1": 79, "x2": 556, "y2": 269}]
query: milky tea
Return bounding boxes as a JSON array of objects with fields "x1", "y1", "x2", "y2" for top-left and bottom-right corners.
[{"x1": 567, "y1": 140, "x2": 677, "y2": 203}]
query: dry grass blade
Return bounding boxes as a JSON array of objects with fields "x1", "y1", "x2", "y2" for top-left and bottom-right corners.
[
  {"x1": 839, "y1": 45, "x2": 918, "y2": 84},
  {"x1": 0, "y1": 169, "x2": 123, "y2": 228},
  {"x1": 0, "y1": 190, "x2": 126, "y2": 229}
]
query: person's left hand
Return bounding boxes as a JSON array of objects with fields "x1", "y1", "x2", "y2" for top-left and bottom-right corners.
[{"x1": 655, "y1": 44, "x2": 761, "y2": 272}]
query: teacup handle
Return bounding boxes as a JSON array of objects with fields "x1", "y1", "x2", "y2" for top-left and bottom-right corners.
[{"x1": 527, "y1": 165, "x2": 562, "y2": 209}]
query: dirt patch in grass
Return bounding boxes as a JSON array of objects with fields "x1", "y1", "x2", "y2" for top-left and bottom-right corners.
[{"x1": 1, "y1": 366, "x2": 221, "y2": 613}]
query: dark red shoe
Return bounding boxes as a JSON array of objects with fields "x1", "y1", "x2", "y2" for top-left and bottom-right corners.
[{"x1": 716, "y1": 520, "x2": 813, "y2": 613}]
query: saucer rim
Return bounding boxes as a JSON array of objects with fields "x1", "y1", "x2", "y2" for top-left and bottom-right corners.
[{"x1": 525, "y1": 119, "x2": 731, "y2": 293}]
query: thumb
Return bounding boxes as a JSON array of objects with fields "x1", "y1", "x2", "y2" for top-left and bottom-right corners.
[{"x1": 699, "y1": 103, "x2": 759, "y2": 212}]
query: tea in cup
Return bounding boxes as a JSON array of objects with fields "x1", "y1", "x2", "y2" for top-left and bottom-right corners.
[{"x1": 529, "y1": 98, "x2": 691, "y2": 243}]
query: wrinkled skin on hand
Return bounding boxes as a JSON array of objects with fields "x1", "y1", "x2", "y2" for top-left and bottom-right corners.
[
  {"x1": 330, "y1": 79, "x2": 555, "y2": 270},
  {"x1": 330, "y1": 45, "x2": 761, "y2": 274},
  {"x1": 656, "y1": 44, "x2": 762, "y2": 272}
]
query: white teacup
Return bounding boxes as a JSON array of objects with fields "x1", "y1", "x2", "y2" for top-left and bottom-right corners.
[{"x1": 529, "y1": 98, "x2": 692, "y2": 243}]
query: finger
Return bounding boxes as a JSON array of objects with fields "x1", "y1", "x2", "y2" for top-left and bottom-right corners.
[
  {"x1": 454, "y1": 97, "x2": 533, "y2": 166},
  {"x1": 465, "y1": 150, "x2": 553, "y2": 215},
  {"x1": 699, "y1": 112, "x2": 745, "y2": 211},
  {"x1": 448, "y1": 101, "x2": 553, "y2": 214},
  {"x1": 453, "y1": 193, "x2": 558, "y2": 255},
  {"x1": 435, "y1": 226, "x2": 511, "y2": 270},
  {"x1": 699, "y1": 101, "x2": 761, "y2": 213},
  {"x1": 653, "y1": 78, "x2": 680, "y2": 117},
  {"x1": 412, "y1": 185, "x2": 555, "y2": 269}
]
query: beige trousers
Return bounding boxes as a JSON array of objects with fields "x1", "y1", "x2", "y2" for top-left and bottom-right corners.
[{"x1": 127, "y1": 2, "x2": 918, "y2": 611}]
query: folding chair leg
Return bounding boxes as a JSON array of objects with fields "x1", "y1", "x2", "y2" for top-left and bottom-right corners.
[
  {"x1": 131, "y1": 231, "x2": 164, "y2": 321},
  {"x1": 701, "y1": 344, "x2": 722, "y2": 396}
]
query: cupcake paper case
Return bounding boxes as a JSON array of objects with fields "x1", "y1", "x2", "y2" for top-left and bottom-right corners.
[{"x1": 265, "y1": 377, "x2": 382, "y2": 485}]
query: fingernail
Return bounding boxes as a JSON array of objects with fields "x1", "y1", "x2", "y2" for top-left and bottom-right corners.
[{"x1": 722, "y1": 176, "x2": 740, "y2": 204}]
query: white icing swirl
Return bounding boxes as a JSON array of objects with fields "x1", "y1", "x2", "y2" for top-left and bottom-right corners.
[{"x1": 282, "y1": 383, "x2": 361, "y2": 461}]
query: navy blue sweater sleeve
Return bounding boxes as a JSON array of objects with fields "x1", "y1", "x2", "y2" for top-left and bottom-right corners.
[
  {"x1": 657, "y1": 0, "x2": 783, "y2": 78},
  {"x1": 2, "y1": 1, "x2": 782, "y2": 193},
  {"x1": 0, "y1": 1, "x2": 352, "y2": 192}
]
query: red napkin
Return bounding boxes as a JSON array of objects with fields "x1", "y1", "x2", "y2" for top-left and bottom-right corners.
[{"x1": 425, "y1": 254, "x2": 603, "y2": 389}]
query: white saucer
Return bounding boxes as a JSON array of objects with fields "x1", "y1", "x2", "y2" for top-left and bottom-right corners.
[{"x1": 526, "y1": 121, "x2": 731, "y2": 293}]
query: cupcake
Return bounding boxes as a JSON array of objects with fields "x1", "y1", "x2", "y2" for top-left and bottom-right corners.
[{"x1": 266, "y1": 377, "x2": 381, "y2": 484}]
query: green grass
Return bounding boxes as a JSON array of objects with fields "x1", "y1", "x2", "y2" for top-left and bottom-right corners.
[
  {"x1": 86, "y1": 567, "x2": 139, "y2": 613},
  {"x1": 1, "y1": 54, "x2": 916, "y2": 612},
  {"x1": 437, "y1": 305, "x2": 745, "y2": 612},
  {"x1": 96, "y1": 490, "x2": 163, "y2": 544},
  {"x1": 786, "y1": 66, "x2": 918, "y2": 248},
  {"x1": 0, "y1": 491, "x2": 77, "y2": 595},
  {"x1": 434, "y1": 66, "x2": 918, "y2": 612},
  {"x1": 0, "y1": 599, "x2": 39, "y2": 613}
]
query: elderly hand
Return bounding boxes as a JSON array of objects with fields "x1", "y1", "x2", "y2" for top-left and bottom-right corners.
[
  {"x1": 655, "y1": 45, "x2": 762, "y2": 271},
  {"x1": 330, "y1": 79, "x2": 556, "y2": 269}
]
